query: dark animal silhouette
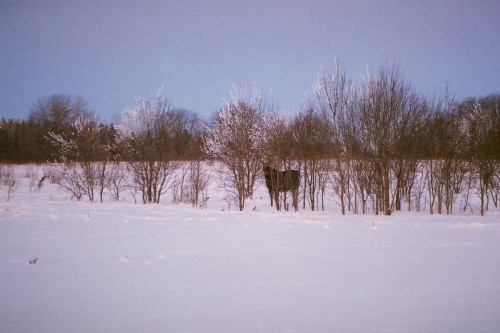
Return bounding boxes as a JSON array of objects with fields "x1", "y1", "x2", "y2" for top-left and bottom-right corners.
[{"x1": 263, "y1": 165, "x2": 300, "y2": 211}]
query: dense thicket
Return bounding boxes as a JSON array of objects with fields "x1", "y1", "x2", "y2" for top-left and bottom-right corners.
[
  {"x1": 201, "y1": 62, "x2": 499, "y2": 215},
  {"x1": 1, "y1": 62, "x2": 499, "y2": 213},
  {"x1": 1, "y1": 90, "x2": 497, "y2": 165}
]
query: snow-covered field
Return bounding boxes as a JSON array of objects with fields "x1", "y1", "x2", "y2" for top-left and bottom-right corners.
[{"x1": 1, "y1": 164, "x2": 500, "y2": 333}]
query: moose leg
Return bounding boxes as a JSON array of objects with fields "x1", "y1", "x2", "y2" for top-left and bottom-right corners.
[
  {"x1": 292, "y1": 189, "x2": 299, "y2": 212},
  {"x1": 268, "y1": 188, "x2": 274, "y2": 207},
  {"x1": 283, "y1": 191, "x2": 288, "y2": 211},
  {"x1": 274, "y1": 190, "x2": 280, "y2": 211}
]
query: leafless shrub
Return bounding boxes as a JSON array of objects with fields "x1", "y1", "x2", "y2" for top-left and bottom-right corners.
[
  {"x1": 1, "y1": 164, "x2": 15, "y2": 186},
  {"x1": 43, "y1": 164, "x2": 64, "y2": 185},
  {"x1": 58, "y1": 163, "x2": 85, "y2": 200},
  {"x1": 1, "y1": 164, "x2": 20, "y2": 201},
  {"x1": 302, "y1": 159, "x2": 331, "y2": 211},
  {"x1": 173, "y1": 161, "x2": 210, "y2": 207},
  {"x1": 107, "y1": 162, "x2": 127, "y2": 201},
  {"x1": 313, "y1": 58, "x2": 355, "y2": 214},
  {"x1": 24, "y1": 164, "x2": 36, "y2": 178},
  {"x1": 172, "y1": 164, "x2": 190, "y2": 204},
  {"x1": 119, "y1": 88, "x2": 185, "y2": 204},
  {"x1": 24, "y1": 164, "x2": 40, "y2": 192},
  {"x1": 188, "y1": 160, "x2": 210, "y2": 208},
  {"x1": 204, "y1": 83, "x2": 264, "y2": 211},
  {"x1": 489, "y1": 168, "x2": 500, "y2": 208},
  {"x1": 127, "y1": 180, "x2": 141, "y2": 205},
  {"x1": 411, "y1": 162, "x2": 426, "y2": 212}
]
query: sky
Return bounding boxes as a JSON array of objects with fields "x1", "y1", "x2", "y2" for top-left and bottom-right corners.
[{"x1": 1, "y1": 0, "x2": 499, "y2": 122}]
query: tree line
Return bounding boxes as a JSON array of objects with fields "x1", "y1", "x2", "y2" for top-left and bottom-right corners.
[
  {"x1": 0, "y1": 94, "x2": 203, "y2": 163},
  {"x1": 203, "y1": 62, "x2": 499, "y2": 215},
  {"x1": 1, "y1": 61, "x2": 499, "y2": 214}
]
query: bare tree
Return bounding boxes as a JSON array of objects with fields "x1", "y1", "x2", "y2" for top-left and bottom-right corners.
[
  {"x1": 172, "y1": 160, "x2": 210, "y2": 208},
  {"x1": 29, "y1": 94, "x2": 94, "y2": 160},
  {"x1": 203, "y1": 84, "x2": 264, "y2": 211},
  {"x1": 188, "y1": 160, "x2": 210, "y2": 208},
  {"x1": 48, "y1": 117, "x2": 114, "y2": 202},
  {"x1": 291, "y1": 108, "x2": 331, "y2": 211},
  {"x1": 107, "y1": 162, "x2": 127, "y2": 201},
  {"x1": 490, "y1": 169, "x2": 500, "y2": 208},
  {"x1": 356, "y1": 63, "x2": 426, "y2": 215},
  {"x1": 313, "y1": 58, "x2": 354, "y2": 214},
  {"x1": 458, "y1": 98, "x2": 500, "y2": 215},
  {"x1": 119, "y1": 88, "x2": 180, "y2": 204},
  {"x1": 421, "y1": 89, "x2": 467, "y2": 215},
  {"x1": 58, "y1": 163, "x2": 86, "y2": 200}
]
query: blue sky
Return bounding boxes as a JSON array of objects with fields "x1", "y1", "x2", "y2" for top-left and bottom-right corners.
[{"x1": 1, "y1": 0, "x2": 499, "y2": 122}]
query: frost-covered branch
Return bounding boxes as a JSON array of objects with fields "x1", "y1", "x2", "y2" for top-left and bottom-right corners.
[{"x1": 203, "y1": 83, "x2": 266, "y2": 210}]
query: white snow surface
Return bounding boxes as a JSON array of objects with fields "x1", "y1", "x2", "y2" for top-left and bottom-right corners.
[{"x1": 1, "y1": 165, "x2": 500, "y2": 333}]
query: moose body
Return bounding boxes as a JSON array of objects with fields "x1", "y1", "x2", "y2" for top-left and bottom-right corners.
[{"x1": 263, "y1": 165, "x2": 300, "y2": 211}]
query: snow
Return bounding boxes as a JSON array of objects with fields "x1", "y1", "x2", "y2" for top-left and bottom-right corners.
[{"x1": 1, "y1": 165, "x2": 500, "y2": 332}]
